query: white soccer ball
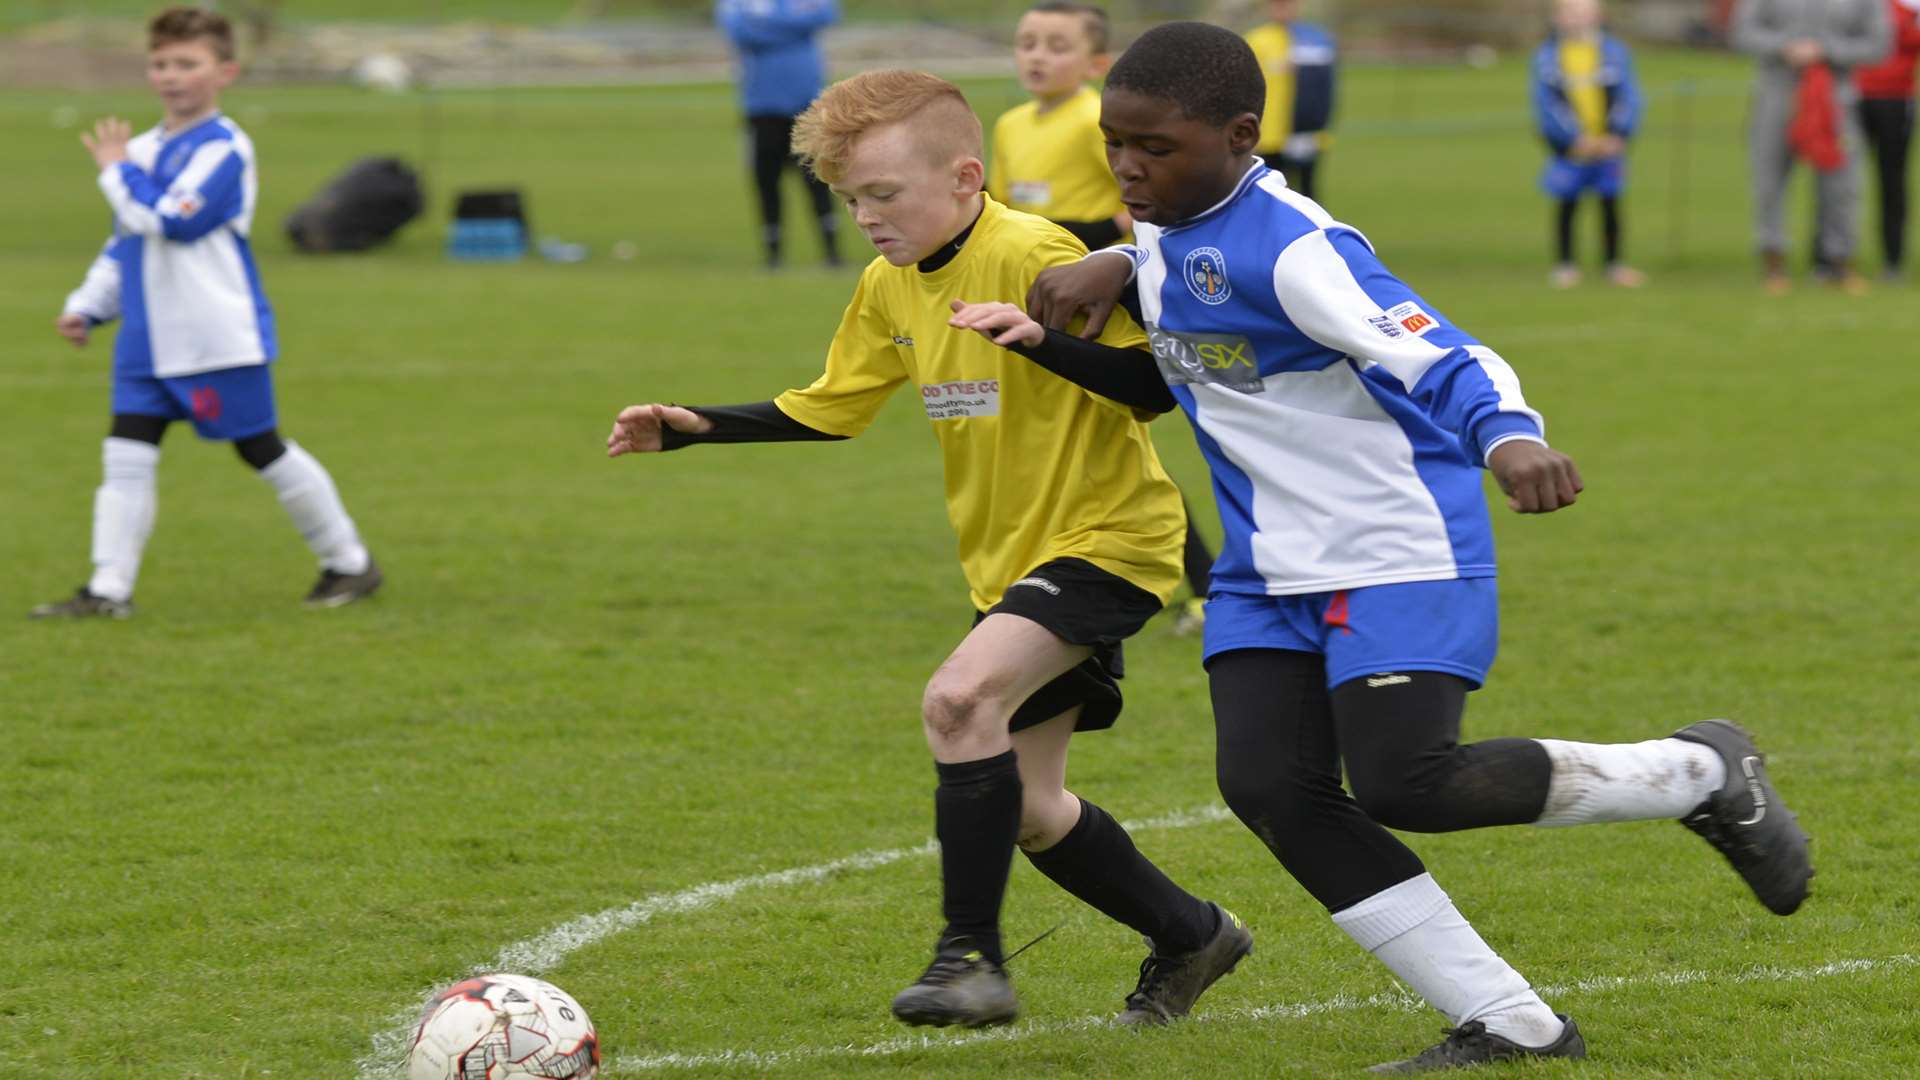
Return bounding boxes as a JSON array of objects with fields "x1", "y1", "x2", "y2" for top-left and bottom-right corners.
[
  {"x1": 354, "y1": 53, "x2": 415, "y2": 93},
  {"x1": 407, "y1": 974, "x2": 599, "y2": 1080}
]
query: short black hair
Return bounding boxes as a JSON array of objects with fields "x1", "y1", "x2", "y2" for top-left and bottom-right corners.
[
  {"x1": 1106, "y1": 21, "x2": 1264, "y2": 127},
  {"x1": 1027, "y1": 2, "x2": 1111, "y2": 54}
]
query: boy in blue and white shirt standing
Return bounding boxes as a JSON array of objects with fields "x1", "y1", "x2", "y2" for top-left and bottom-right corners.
[
  {"x1": 1532, "y1": 0, "x2": 1644, "y2": 288},
  {"x1": 36, "y1": 6, "x2": 380, "y2": 619},
  {"x1": 954, "y1": 22, "x2": 1813, "y2": 1073}
]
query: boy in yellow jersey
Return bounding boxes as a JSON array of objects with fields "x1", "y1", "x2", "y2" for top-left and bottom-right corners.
[
  {"x1": 1531, "y1": 0, "x2": 1645, "y2": 287},
  {"x1": 992, "y1": 1, "x2": 1218, "y2": 633},
  {"x1": 991, "y1": 2, "x2": 1131, "y2": 248},
  {"x1": 606, "y1": 69, "x2": 1250, "y2": 1030},
  {"x1": 1245, "y1": 0, "x2": 1337, "y2": 201}
]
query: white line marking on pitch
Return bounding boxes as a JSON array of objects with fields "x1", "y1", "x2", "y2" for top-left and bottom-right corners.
[
  {"x1": 605, "y1": 954, "x2": 1919, "y2": 1074},
  {"x1": 355, "y1": 804, "x2": 1235, "y2": 1079}
]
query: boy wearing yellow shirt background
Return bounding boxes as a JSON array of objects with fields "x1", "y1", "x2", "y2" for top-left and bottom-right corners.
[
  {"x1": 1245, "y1": 0, "x2": 1338, "y2": 201},
  {"x1": 991, "y1": 1, "x2": 1218, "y2": 632}
]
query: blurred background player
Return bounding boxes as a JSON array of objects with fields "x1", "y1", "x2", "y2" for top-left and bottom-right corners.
[
  {"x1": 1020, "y1": 21, "x2": 1813, "y2": 1072},
  {"x1": 716, "y1": 0, "x2": 843, "y2": 269},
  {"x1": 1855, "y1": 0, "x2": 1920, "y2": 280},
  {"x1": 34, "y1": 6, "x2": 379, "y2": 620},
  {"x1": 1245, "y1": 0, "x2": 1337, "y2": 201},
  {"x1": 1733, "y1": 0, "x2": 1891, "y2": 294},
  {"x1": 1532, "y1": 0, "x2": 1645, "y2": 288},
  {"x1": 990, "y1": 1, "x2": 1217, "y2": 633},
  {"x1": 608, "y1": 70, "x2": 1249, "y2": 1031}
]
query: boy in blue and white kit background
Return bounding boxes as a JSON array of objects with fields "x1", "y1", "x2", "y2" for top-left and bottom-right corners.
[
  {"x1": 1532, "y1": 0, "x2": 1644, "y2": 288},
  {"x1": 953, "y1": 22, "x2": 1814, "y2": 1073},
  {"x1": 35, "y1": 6, "x2": 380, "y2": 619}
]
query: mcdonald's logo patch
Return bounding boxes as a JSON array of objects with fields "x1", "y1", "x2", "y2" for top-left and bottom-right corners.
[{"x1": 1387, "y1": 301, "x2": 1438, "y2": 337}]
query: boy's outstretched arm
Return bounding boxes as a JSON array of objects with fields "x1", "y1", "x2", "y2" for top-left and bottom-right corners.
[{"x1": 607, "y1": 401, "x2": 844, "y2": 456}]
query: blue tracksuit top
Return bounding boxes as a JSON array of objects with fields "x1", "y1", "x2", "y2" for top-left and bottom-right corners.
[{"x1": 716, "y1": 0, "x2": 838, "y2": 118}]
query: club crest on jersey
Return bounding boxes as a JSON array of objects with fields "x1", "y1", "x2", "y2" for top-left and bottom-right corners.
[
  {"x1": 1387, "y1": 301, "x2": 1438, "y2": 336},
  {"x1": 1183, "y1": 247, "x2": 1231, "y2": 305}
]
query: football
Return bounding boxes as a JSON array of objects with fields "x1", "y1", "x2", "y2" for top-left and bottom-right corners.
[{"x1": 407, "y1": 974, "x2": 599, "y2": 1080}]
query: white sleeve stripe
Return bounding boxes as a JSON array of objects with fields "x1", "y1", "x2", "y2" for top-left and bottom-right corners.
[
  {"x1": 1271, "y1": 230, "x2": 1452, "y2": 390},
  {"x1": 1464, "y1": 345, "x2": 1544, "y2": 435},
  {"x1": 99, "y1": 166, "x2": 162, "y2": 235},
  {"x1": 64, "y1": 249, "x2": 122, "y2": 321}
]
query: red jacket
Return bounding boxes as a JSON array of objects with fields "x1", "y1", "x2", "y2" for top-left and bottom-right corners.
[
  {"x1": 1792, "y1": 65, "x2": 1847, "y2": 171},
  {"x1": 1856, "y1": 0, "x2": 1920, "y2": 99}
]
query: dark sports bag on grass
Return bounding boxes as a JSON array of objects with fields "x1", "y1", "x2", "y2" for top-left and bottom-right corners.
[{"x1": 285, "y1": 157, "x2": 424, "y2": 253}]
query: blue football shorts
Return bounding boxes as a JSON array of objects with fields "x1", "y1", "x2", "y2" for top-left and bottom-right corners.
[
  {"x1": 1541, "y1": 156, "x2": 1626, "y2": 200},
  {"x1": 1202, "y1": 577, "x2": 1501, "y2": 690},
  {"x1": 112, "y1": 364, "x2": 278, "y2": 441}
]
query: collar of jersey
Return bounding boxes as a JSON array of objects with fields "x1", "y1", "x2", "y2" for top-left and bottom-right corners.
[
  {"x1": 917, "y1": 196, "x2": 997, "y2": 285},
  {"x1": 1157, "y1": 160, "x2": 1269, "y2": 237},
  {"x1": 155, "y1": 111, "x2": 225, "y2": 144}
]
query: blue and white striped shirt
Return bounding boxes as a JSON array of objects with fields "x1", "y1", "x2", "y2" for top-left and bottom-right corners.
[
  {"x1": 64, "y1": 113, "x2": 276, "y2": 380},
  {"x1": 1108, "y1": 162, "x2": 1546, "y2": 597}
]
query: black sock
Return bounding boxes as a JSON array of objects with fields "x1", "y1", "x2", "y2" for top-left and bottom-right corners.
[
  {"x1": 1555, "y1": 198, "x2": 1578, "y2": 264},
  {"x1": 1601, "y1": 197, "x2": 1622, "y2": 265},
  {"x1": 934, "y1": 750, "x2": 1023, "y2": 964},
  {"x1": 1022, "y1": 799, "x2": 1217, "y2": 955}
]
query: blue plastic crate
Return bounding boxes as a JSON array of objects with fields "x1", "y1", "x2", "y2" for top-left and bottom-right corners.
[{"x1": 448, "y1": 218, "x2": 527, "y2": 261}]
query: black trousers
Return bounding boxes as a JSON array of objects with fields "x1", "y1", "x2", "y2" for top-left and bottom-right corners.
[
  {"x1": 1209, "y1": 648, "x2": 1552, "y2": 914},
  {"x1": 1859, "y1": 97, "x2": 1915, "y2": 270},
  {"x1": 747, "y1": 113, "x2": 835, "y2": 254}
]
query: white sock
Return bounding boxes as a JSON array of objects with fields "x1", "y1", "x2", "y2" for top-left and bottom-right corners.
[
  {"x1": 1532, "y1": 738, "x2": 1726, "y2": 826},
  {"x1": 259, "y1": 441, "x2": 370, "y2": 574},
  {"x1": 87, "y1": 437, "x2": 160, "y2": 602},
  {"x1": 1332, "y1": 873, "x2": 1565, "y2": 1048}
]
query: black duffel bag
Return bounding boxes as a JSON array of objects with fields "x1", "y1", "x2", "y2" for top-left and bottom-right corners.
[{"x1": 286, "y1": 157, "x2": 424, "y2": 253}]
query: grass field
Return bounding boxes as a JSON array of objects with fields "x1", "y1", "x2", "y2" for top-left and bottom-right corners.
[{"x1": 2, "y1": 45, "x2": 1918, "y2": 1079}]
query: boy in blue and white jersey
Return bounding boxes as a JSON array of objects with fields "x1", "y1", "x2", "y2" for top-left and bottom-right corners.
[
  {"x1": 1532, "y1": 0, "x2": 1644, "y2": 287},
  {"x1": 34, "y1": 7, "x2": 380, "y2": 619},
  {"x1": 952, "y1": 22, "x2": 1813, "y2": 1073}
]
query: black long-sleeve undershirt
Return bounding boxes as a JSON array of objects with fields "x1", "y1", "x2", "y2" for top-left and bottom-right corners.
[
  {"x1": 657, "y1": 400, "x2": 844, "y2": 450},
  {"x1": 1009, "y1": 329, "x2": 1177, "y2": 414}
]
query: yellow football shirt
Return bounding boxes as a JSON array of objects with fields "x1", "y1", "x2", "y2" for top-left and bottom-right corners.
[
  {"x1": 774, "y1": 195, "x2": 1186, "y2": 611},
  {"x1": 1559, "y1": 39, "x2": 1606, "y2": 137},
  {"x1": 1246, "y1": 22, "x2": 1295, "y2": 155},
  {"x1": 988, "y1": 87, "x2": 1124, "y2": 225}
]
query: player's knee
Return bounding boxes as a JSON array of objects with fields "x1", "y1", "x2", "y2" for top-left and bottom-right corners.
[
  {"x1": 921, "y1": 678, "x2": 1000, "y2": 746},
  {"x1": 1347, "y1": 773, "x2": 1433, "y2": 833},
  {"x1": 1217, "y1": 761, "x2": 1319, "y2": 852},
  {"x1": 233, "y1": 430, "x2": 288, "y2": 471}
]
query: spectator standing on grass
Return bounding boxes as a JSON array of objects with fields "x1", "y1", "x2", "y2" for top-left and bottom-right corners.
[
  {"x1": 1245, "y1": 0, "x2": 1337, "y2": 202},
  {"x1": 1532, "y1": 0, "x2": 1645, "y2": 288},
  {"x1": 1733, "y1": 0, "x2": 1891, "y2": 294},
  {"x1": 717, "y1": 0, "x2": 843, "y2": 269},
  {"x1": 34, "y1": 6, "x2": 381, "y2": 620},
  {"x1": 1855, "y1": 0, "x2": 1920, "y2": 278}
]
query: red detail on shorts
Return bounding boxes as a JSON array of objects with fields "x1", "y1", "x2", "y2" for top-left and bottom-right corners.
[
  {"x1": 190, "y1": 386, "x2": 222, "y2": 421},
  {"x1": 1323, "y1": 590, "x2": 1353, "y2": 635}
]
